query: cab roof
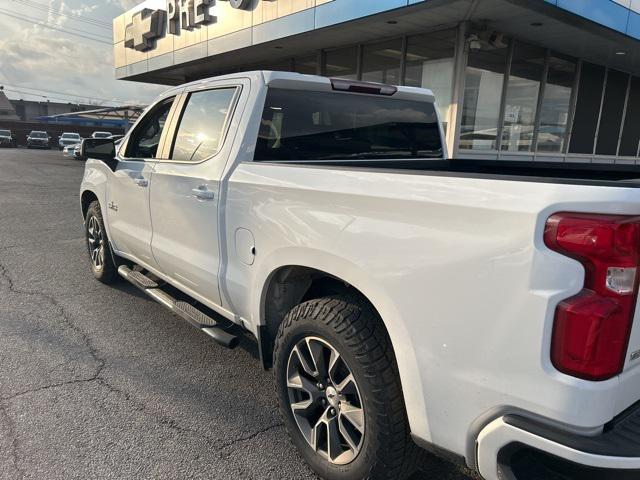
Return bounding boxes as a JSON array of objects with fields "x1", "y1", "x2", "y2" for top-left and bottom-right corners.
[{"x1": 161, "y1": 70, "x2": 435, "y2": 103}]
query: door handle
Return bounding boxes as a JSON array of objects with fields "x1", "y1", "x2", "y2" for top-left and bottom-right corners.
[
  {"x1": 191, "y1": 186, "x2": 215, "y2": 201},
  {"x1": 134, "y1": 177, "x2": 148, "y2": 187}
]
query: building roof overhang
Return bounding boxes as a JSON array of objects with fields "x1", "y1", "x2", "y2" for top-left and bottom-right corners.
[{"x1": 115, "y1": 0, "x2": 640, "y2": 85}]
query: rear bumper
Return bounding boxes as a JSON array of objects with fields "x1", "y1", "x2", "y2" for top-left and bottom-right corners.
[{"x1": 477, "y1": 407, "x2": 640, "y2": 480}]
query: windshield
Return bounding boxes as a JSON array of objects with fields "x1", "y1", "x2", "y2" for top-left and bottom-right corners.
[
  {"x1": 254, "y1": 88, "x2": 443, "y2": 162},
  {"x1": 94, "y1": 132, "x2": 111, "y2": 138},
  {"x1": 0, "y1": 130, "x2": 10, "y2": 136},
  {"x1": 62, "y1": 133, "x2": 80, "y2": 139},
  {"x1": 31, "y1": 132, "x2": 48, "y2": 138}
]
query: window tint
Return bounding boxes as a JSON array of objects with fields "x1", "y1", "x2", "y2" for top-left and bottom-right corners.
[
  {"x1": 460, "y1": 40, "x2": 509, "y2": 151},
  {"x1": 126, "y1": 98, "x2": 174, "y2": 159},
  {"x1": 537, "y1": 55, "x2": 576, "y2": 153},
  {"x1": 596, "y1": 69, "x2": 629, "y2": 156},
  {"x1": 569, "y1": 62, "x2": 605, "y2": 154},
  {"x1": 361, "y1": 38, "x2": 402, "y2": 85},
  {"x1": 170, "y1": 88, "x2": 236, "y2": 163},
  {"x1": 619, "y1": 77, "x2": 640, "y2": 157},
  {"x1": 501, "y1": 42, "x2": 546, "y2": 152},
  {"x1": 293, "y1": 54, "x2": 318, "y2": 75},
  {"x1": 254, "y1": 88, "x2": 442, "y2": 162},
  {"x1": 324, "y1": 46, "x2": 358, "y2": 80},
  {"x1": 404, "y1": 29, "x2": 456, "y2": 131},
  {"x1": 262, "y1": 59, "x2": 292, "y2": 71}
]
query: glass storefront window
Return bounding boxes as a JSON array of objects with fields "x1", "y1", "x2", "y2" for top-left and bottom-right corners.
[
  {"x1": 404, "y1": 29, "x2": 456, "y2": 129},
  {"x1": 460, "y1": 39, "x2": 510, "y2": 151},
  {"x1": 262, "y1": 59, "x2": 292, "y2": 72},
  {"x1": 293, "y1": 55, "x2": 318, "y2": 75},
  {"x1": 501, "y1": 42, "x2": 546, "y2": 152},
  {"x1": 324, "y1": 46, "x2": 358, "y2": 80},
  {"x1": 536, "y1": 55, "x2": 576, "y2": 153},
  {"x1": 596, "y1": 69, "x2": 629, "y2": 156},
  {"x1": 258, "y1": 34, "x2": 640, "y2": 160},
  {"x1": 569, "y1": 62, "x2": 606, "y2": 154},
  {"x1": 361, "y1": 39, "x2": 403, "y2": 85},
  {"x1": 620, "y1": 77, "x2": 640, "y2": 157}
]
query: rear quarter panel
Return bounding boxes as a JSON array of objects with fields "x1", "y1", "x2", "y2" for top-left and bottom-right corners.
[{"x1": 222, "y1": 161, "x2": 640, "y2": 460}]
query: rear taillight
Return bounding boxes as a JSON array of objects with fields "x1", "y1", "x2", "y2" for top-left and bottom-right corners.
[{"x1": 544, "y1": 213, "x2": 640, "y2": 381}]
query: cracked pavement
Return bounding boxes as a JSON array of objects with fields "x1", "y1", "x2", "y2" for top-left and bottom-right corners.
[{"x1": 0, "y1": 149, "x2": 478, "y2": 480}]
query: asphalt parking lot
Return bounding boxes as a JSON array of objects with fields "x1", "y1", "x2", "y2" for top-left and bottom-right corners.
[{"x1": 0, "y1": 148, "x2": 478, "y2": 480}]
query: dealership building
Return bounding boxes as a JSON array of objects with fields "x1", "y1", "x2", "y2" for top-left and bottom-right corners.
[{"x1": 114, "y1": 0, "x2": 640, "y2": 161}]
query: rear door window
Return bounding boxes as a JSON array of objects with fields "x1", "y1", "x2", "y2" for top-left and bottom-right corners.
[
  {"x1": 169, "y1": 88, "x2": 237, "y2": 163},
  {"x1": 254, "y1": 88, "x2": 443, "y2": 162}
]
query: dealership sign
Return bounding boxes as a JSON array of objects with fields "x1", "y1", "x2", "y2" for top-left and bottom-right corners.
[{"x1": 125, "y1": 0, "x2": 256, "y2": 51}]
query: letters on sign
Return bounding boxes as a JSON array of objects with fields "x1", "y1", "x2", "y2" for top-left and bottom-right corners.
[{"x1": 125, "y1": 0, "x2": 260, "y2": 51}]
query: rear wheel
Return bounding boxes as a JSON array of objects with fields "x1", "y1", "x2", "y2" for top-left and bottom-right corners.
[
  {"x1": 85, "y1": 201, "x2": 117, "y2": 284},
  {"x1": 274, "y1": 296, "x2": 421, "y2": 480}
]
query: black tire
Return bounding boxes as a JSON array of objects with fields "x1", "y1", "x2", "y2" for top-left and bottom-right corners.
[
  {"x1": 85, "y1": 200, "x2": 118, "y2": 284},
  {"x1": 274, "y1": 295, "x2": 422, "y2": 480}
]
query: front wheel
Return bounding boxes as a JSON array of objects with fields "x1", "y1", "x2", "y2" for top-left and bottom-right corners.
[
  {"x1": 85, "y1": 201, "x2": 117, "y2": 284},
  {"x1": 274, "y1": 296, "x2": 421, "y2": 480}
]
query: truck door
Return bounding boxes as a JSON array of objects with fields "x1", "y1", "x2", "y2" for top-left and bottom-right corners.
[
  {"x1": 149, "y1": 84, "x2": 242, "y2": 307},
  {"x1": 107, "y1": 96, "x2": 177, "y2": 268}
]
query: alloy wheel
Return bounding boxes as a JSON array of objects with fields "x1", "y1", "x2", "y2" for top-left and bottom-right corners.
[
  {"x1": 286, "y1": 336, "x2": 365, "y2": 465},
  {"x1": 87, "y1": 215, "x2": 105, "y2": 270}
]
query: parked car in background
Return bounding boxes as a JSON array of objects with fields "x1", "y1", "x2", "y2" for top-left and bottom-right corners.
[
  {"x1": 26, "y1": 131, "x2": 50, "y2": 149},
  {"x1": 91, "y1": 131, "x2": 112, "y2": 139},
  {"x1": 0, "y1": 129, "x2": 16, "y2": 148},
  {"x1": 79, "y1": 71, "x2": 640, "y2": 480},
  {"x1": 63, "y1": 143, "x2": 81, "y2": 159},
  {"x1": 73, "y1": 144, "x2": 83, "y2": 160},
  {"x1": 58, "y1": 132, "x2": 82, "y2": 150}
]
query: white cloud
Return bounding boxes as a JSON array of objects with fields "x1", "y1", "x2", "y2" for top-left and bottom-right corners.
[
  {"x1": 106, "y1": 0, "x2": 141, "y2": 11},
  {"x1": 0, "y1": 0, "x2": 164, "y2": 106}
]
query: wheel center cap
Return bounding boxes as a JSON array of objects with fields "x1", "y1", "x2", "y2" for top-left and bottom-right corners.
[{"x1": 325, "y1": 386, "x2": 339, "y2": 408}]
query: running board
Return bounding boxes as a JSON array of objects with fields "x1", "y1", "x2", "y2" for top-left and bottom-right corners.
[{"x1": 118, "y1": 266, "x2": 239, "y2": 349}]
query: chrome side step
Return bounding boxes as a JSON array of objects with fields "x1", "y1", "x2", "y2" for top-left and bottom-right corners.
[
  {"x1": 118, "y1": 266, "x2": 239, "y2": 349},
  {"x1": 127, "y1": 269, "x2": 159, "y2": 289}
]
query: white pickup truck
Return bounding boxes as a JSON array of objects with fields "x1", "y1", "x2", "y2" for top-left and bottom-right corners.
[{"x1": 79, "y1": 71, "x2": 640, "y2": 480}]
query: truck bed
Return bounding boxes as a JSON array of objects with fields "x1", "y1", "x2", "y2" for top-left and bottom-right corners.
[{"x1": 294, "y1": 159, "x2": 640, "y2": 187}]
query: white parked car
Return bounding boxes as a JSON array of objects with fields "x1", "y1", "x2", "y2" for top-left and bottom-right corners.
[
  {"x1": 79, "y1": 71, "x2": 640, "y2": 480},
  {"x1": 63, "y1": 143, "x2": 81, "y2": 159},
  {"x1": 0, "y1": 129, "x2": 15, "y2": 148},
  {"x1": 91, "y1": 131, "x2": 113, "y2": 139},
  {"x1": 58, "y1": 132, "x2": 82, "y2": 150}
]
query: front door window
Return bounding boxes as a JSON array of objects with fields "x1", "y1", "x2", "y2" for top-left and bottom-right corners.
[{"x1": 125, "y1": 97, "x2": 175, "y2": 159}]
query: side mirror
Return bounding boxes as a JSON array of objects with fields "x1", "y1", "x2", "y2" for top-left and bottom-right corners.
[{"x1": 81, "y1": 138, "x2": 118, "y2": 171}]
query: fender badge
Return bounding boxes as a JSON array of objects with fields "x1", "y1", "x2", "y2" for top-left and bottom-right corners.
[{"x1": 630, "y1": 350, "x2": 640, "y2": 362}]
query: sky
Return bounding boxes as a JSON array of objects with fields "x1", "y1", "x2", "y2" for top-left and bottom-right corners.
[{"x1": 0, "y1": 0, "x2": 165, "y2": 107}]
